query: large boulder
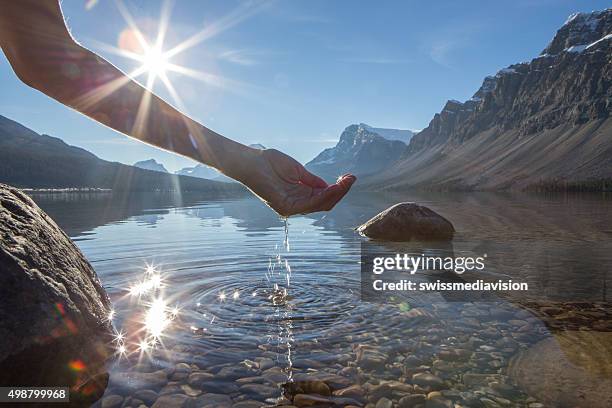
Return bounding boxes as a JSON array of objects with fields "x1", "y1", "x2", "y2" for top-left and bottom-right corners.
[
  {"x1": 0, "y1": 184, "x2": 112, "y2": 406},
  {"x1": 356, "y1": 202, "x2": 455, "y2": 241}
]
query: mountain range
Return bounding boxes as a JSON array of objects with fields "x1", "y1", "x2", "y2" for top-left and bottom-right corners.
[
  {"x1": 308, "y1": 9, "x2": 612, "y2": 191},
  {"x1": 171, "y1": 143, "x2": 265, "y2": 182},
  {"x1": 0, "y1": 115, "x2": 244, "y2": 194}
]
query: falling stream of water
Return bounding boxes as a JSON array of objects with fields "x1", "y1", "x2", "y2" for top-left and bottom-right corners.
[{"x1": 270, "y1": 218, "x2": 294, "y2": 384}]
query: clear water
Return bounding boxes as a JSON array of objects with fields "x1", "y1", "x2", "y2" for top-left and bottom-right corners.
[{"x1": 32, "y1": 191, "x2": 612, "y2": 408}]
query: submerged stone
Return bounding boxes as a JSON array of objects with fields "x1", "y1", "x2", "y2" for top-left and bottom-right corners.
[
  {"x1": 356, "y1": 202, "x2": 455, "y2": 241},
  {"x1": 508, "y1": 331, "x2": 612, "y2": 408}
]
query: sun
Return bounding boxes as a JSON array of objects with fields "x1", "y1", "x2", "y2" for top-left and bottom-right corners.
[
  {"x1": 140, "y1": 44, "x2": 169, "y2": 79},
  {"x1": 83, "y1": 0, "x2": 267, "y2": 119}
]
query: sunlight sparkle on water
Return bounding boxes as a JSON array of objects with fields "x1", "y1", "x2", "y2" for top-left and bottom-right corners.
[
  {"x1": 112, "y1": 264, "x2": 182, "y2": 357},
  {"x1": 171, "y1": 306, "x2": 180, "y2": 317},
  {"x1": 113, "y1": 331, "x2": 125, "y2": 343},
  {"x1": 138, "y1": 339, "x2": 150, "y2": 352},
  {"x1": 145, "y1": 298, "x2": 171, "y2": 339}
]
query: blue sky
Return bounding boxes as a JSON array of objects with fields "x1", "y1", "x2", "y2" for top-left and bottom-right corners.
[{"x1": 1, "y1": 0, "x2": 609, "y2": 172}]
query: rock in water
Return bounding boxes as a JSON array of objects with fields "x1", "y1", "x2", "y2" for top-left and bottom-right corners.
[
  {"x1": 508, "y1": 331, "x2": 612, "y2": 408},
  {"x1": 0, "y1": 184, "x2": 112, "y2": 406},
  {"x1": 356, "y1": 202, "x2": 454, "y2": 241}
]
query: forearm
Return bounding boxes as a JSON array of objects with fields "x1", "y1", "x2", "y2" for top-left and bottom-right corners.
[{"x1": 8, "y1": 40, "x2": 256, "y2": 180}]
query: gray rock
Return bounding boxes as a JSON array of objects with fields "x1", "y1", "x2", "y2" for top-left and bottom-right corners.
[
  {"x1": 180, "y1": 384, "x2": 201, "y2": 397},
  {"x1": 508, "y1": 331, "x2": 612, "y2": 408},
  {"x1": 187, "y1": 371, "x2": 214, "y2": 388},
  {"x1": 133, "y1": 389, "x2": 158, "y2": 405},
  {"x1": 412, "y1": 373, "x2": 445, "y2": 390},
  {"x1": 240, "y1": 383, "x2": 279, "y2": 400},
  {"x1": 199, "y1": 380, "x2": 239, "y2": 394},
  {"x1": 232, "y1": 401, "x2": 264, "y2": 408},
  {"x1": 333, "y1": 385, "x2": 365, "y2": 400},
  {"x1": 399, "y1": 394, "x2": 426, "y2": 408},
  {"x1": 357, "y1": 202, "x2": 454, "y2": 241},
  {"x1": 284, "y1": 380, "x2": 331, "y2": 397},
  {"x1": 151, "y1": 394, "x2": 190, "y2": 408},
  {"x1": 0, "y1": 184, "x2": 113, "y2": 405},
  {"x1": 194, "y1": 393, "x2": 232, "y2": 408},
  {"x1": 100, "y1": 394, "x2": 123, "y2": 408},
  {"x1": 376, "y1": 397, "x2": 393, "y2": 408},
  {"x1": 216, "y1": 365, "x2": 255, "y2": 380},
  {"x1": 292, "y1": 394, "x2": 333, "y2": 407},
  {"x1": 256, "y1": 357, "x2": 274, "y2": 370}
]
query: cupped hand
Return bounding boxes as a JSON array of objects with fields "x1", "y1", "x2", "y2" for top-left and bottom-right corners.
[{"x1": 241, "y1": 148, "x2": 356, "y2": 217}]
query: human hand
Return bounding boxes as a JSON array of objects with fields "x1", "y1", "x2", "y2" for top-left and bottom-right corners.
[{"x1": 239, "y1": 148, "x2": 356, "y2": 217}]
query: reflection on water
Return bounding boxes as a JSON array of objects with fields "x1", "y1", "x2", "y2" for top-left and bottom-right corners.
[{"x1": 31, "y1": 191, "x2": 612, "y2": 407}]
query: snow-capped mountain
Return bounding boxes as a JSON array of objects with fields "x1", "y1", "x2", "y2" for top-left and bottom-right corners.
[
  {"x1": 362, "y1": 8, "x2": 612, "y2": 191},
  {"x1": 133, "y1": 159, "x2": 168, "y2": 173},
  {"x1": 542, "y1": 9, "x2": 612, "y2": 55},
  {"x1": 305, "y1": 124, "x2": 409, "y2": 182},
  {"x1": 176, "y1": 143, "x2": 266, "y2": 181}
]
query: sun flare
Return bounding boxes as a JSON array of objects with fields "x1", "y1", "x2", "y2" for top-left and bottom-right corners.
[{"x1": 141, "y1": 45, "x2": 168, "y2": 77}]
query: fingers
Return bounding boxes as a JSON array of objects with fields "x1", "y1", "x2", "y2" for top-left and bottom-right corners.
[
  {"x1": 298, "y1": 167, "x2": 328, "y2": 189},
  {"x1": 292, "y1": 174, "x2": 356, "y2": 215}
]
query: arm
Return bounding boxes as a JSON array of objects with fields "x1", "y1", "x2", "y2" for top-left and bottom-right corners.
[{"x1": 0, "y1": 0, "x2": 355, "y2": 216}]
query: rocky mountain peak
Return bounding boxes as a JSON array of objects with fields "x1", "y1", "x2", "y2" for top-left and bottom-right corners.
[
  {"x1": 133, "y1": 159, "x2": 168, "y2": 173},
  {"x1": 542, "y1": 8, "x2": 612, "y2": 55},
  {"x1": 306, "y1": 123, "x2": 409, "y2": 182},
  {"x1": 407, "y1": 7, "x2": 612, "y2": 155}
]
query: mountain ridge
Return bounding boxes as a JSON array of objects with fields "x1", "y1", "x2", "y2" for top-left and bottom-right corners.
[
  {"x1": 0, "y1": 114, "x2": 245, "y2": 194},
  {"x1": 359, "y1": 8, "x2": 612, "y2": 191}
]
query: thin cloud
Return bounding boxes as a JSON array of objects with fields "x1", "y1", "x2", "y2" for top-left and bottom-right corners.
[
  {"x1": 428, "y1": 40, "x2": 458, "y2": 67},
  {"x1": 218, "y1": 49, "x2": 259, "y2": 66},
  {"x1": 423, "y1": 21, "x2": 487, "y2": 68}
]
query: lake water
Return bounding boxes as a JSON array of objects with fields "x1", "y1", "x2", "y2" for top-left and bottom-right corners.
[{"x1": 32, "y1": 191, "x2": 612, "y2": 408}]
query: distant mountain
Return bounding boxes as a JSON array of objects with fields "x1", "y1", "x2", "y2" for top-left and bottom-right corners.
[
  {"x1": 361, "y1": 8, "x2": 612, "y2": 192},
  {"x1": 176, "y1": 143, "x2": 266, "y2": 182},
  {"x1": 0, "y1": 115, "x2": 245, "y2": 194},
  {"x1": 133, "y1": 159, "x2": 168, "y2": 173},
  {"x1": 175, "y1": 163, "x2": 219, "y2": 179},
  {"x1": 305, "y1": 124, "x2": 409, "y2": 182}
]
